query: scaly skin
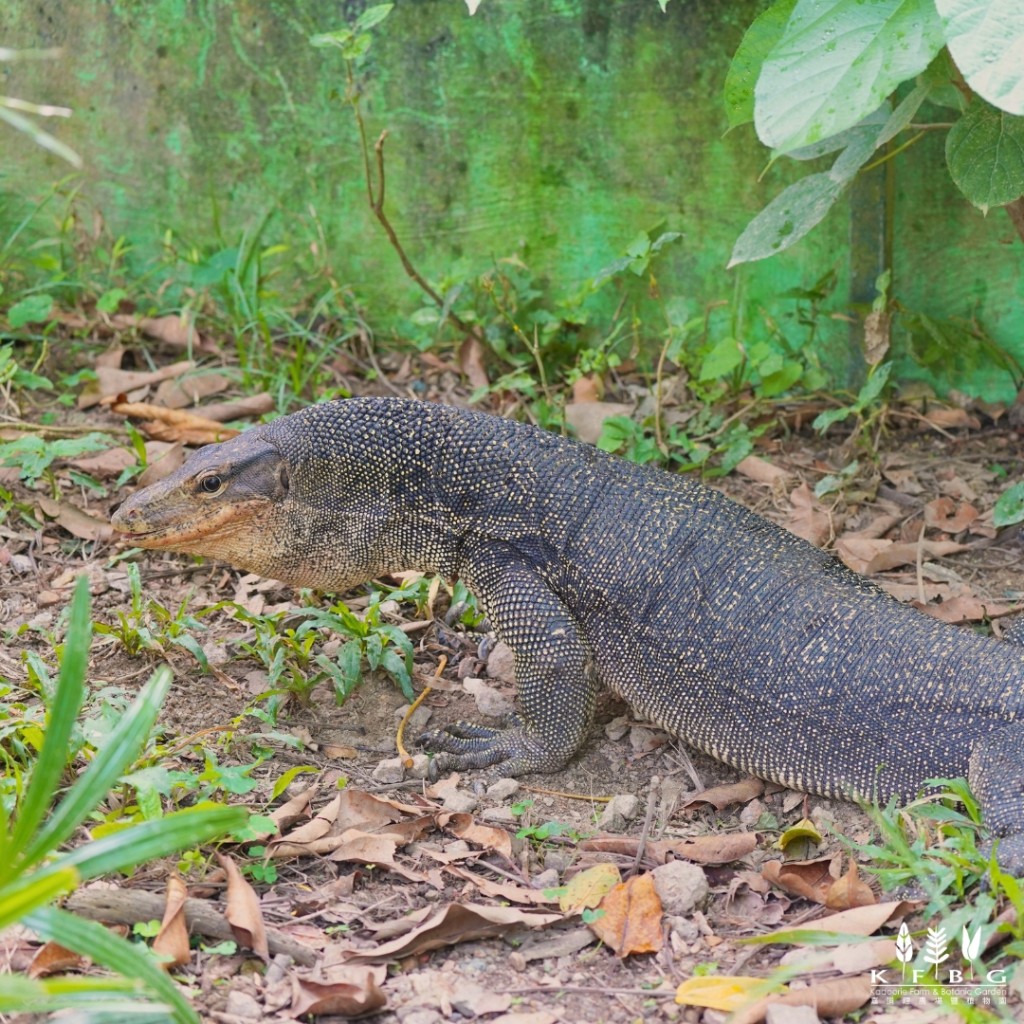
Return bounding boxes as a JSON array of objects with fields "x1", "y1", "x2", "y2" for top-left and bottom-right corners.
[{"x1": 112, "y1": 397, "x2": 1024, "y2": 871}]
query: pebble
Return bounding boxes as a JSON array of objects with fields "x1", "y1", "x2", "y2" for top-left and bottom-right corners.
[
  {"x1": 224, "y1": 990, "x2": 262, "y2": 1019},
  {"x1": 598, "y1": 793, "x2": 639, "y2": 831},
  {"x1": 652, "y1": 861, "x2": 709, "y2": 916},
  {"x1": 441, "y1": 789, "x2": 479, "y2": 814},
  {"x1": 486, "y1": 777, "x2": 520, "y2": 801},
  {"x1": 370, "y1": 756, "x2": 407, "y2": 784}
]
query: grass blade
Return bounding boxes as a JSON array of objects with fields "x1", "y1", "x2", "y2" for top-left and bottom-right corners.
[
  {"x1": 11, "y1": 576, "x2": 91, "y2": 857},
  {"x1": 19, "y1": 666, "x2": 173, "y2": 870},
  {"x1": 23, "y1": 904, "x2": 198, "y2": 1024},
  {"x1": 0, "y1": 866, "x2": 78, "y2": 932}
]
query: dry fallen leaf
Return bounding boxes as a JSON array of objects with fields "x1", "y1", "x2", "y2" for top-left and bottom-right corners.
[
  {"x1": 582, "y1": 831, "x2": 758, "y2": 865},
  {"x1": 289, "y1": 965, "x2": 387, "y2": 1017},
  {"x1": 762, "y1": 856, "x2": 841, "y2": 905},
  {"x1": 924, "y1": 496, "x2": 978, "y2": 534},
  {"x1": 824, "y1": 859, "x2": 876, "y2": 911},
  {"x1": 915, "y1": 592, "x2": 1017, "y2": 624},
  {"x1": 684, "y1": 777, "x2": 764, "y2": 811},
  {"x1": 152, "y1": 874, "x2": 191, "y2": 969},
  {"x1": 835, "y1": 536, "x2": 967, "y2": 575},
  {"x1": 28, "y1": 940, "x2": 87, "y2": 979},
  {"x1": 217, "y1": 853, "x2": 269, "y2": 960},
  {"x1": 730, "y1": 973, "x2": 873, "y2": 1024},
  {"x1": 736, "y1": 455, "x2": 791, "y2": 488},
  {"x1": 588, "y1": 871, "x2": 663, "y2": 957},
  {"x1": 560, "y1": 863, "x2": 621, "y2": 914},
  {"x1": 783, "y1": 482, "x2": 832, "y2": 547},
  {"x1": 458, "y1": 335, "x2": 489, "y2": 390},
  {"x1": 675, "y1": 974, "x2": 769, "y2": 1011},
  {"x1": 564, "y1": 401, "x2": 634, "y2": 445},
  {"x1": 339, "y1": 904, "x2": 561, "y2": 964},
  {"x1": 440, "y1": 812, "x2": 513, "y2": 859},
  {"x1": 78, "y1": 360, "x2": 195, "y2": 409},
  {"x1": 762, "y1": 899, "x2": 915, "y2": 941},
  {"x1": 37, "y1": 497, "x2": 113, "y2": 543},
  {"x1": 443, "y1": 865, "x2": 557, "y2": 906},
  {"x1": 154, "y1": 371, "x2": 232, "y2": 409}
]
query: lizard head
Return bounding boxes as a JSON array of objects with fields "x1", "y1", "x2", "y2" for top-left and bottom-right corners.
[{"x1": 111, "y1": 428, "x2": 292, "y2": 572}]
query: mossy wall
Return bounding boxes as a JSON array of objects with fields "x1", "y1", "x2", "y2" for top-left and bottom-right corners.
[{"x1": 1, "y1": 0, "x2": 1021, "y2": 399}]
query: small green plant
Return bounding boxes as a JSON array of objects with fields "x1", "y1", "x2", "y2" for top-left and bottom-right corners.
[
  {"x1": 0, "y1": 431, "x2": 111, "y2": 487},
  {"x1": 234, "y1": 592, "x2": 415, "y2": 708},
  {"x1": 0, "y1": 575, "x2": 247, "y2": 1021},
  {"x1": 95, "y1": 563, "x2": 211, "y2": 670}
]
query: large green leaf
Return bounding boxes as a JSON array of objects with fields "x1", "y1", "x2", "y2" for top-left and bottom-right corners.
[
  {"x1": 755, "y1": 0, "x2": 944, "y2": 152},
  {"x1": 724, "y1": 0, "x2": 797, "y2": 129},
  {"x1": 937, "y1": 0, "x2": 1024, "y2": 116},
  {"x1": 946, "y1": 102, "x2": 1024, "y2": 211},
  {"x1": 729, "y1": 118, "x2": 880, "y2": 267},
  {"x1": 10, "y1": 576, "x2": 90, "y2": 856},
  {"x1": 24, "y1": 905, "x2": 197, "y2": 1024}
]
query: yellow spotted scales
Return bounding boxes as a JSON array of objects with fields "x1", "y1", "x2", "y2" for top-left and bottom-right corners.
[{"x1": 112, "y1": 397, "x2": 1024, "y2": 871}]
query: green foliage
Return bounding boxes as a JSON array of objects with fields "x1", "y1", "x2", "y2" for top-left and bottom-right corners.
[
  {"x1": 0, "y1": 432, "x2": 111, "y2": 485},
  {"x1": 310, "y1": 4, "x2": 394, "y2": 60},
  {"x1": 94, "y1": 563, "x2": 212, "y2": 671},
  {"x1": 812, "y1": 360, "x2": 893, "y2": 434},
  {"x1": 234, "y1": 592, "x2": 415, "y2": 709},
  {"x1": 727, "y1": 0, "x2": 1024, "y2": 266},
  {"x1": 992, "y1": 481, "x2": 1024, "y2": 528},
  {"x1": 0, "y1": 576, "x2": 246, "y2": 1022}
]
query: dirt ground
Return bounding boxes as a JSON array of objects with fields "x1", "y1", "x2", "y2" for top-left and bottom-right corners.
[{"x1": 3, "y1": 397, "x2": 1024, "y2": 1023}]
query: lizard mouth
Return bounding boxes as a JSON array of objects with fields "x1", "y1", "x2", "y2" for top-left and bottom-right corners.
[{"x1": 112, "y1": 500, "x2": 268, "y2": 551}]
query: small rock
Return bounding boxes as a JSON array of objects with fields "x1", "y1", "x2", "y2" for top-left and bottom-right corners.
[
  {"x1": 598, "y1": 794, "x2": 639, "y2": 831},
  {"x1": 480, "y1": 807, "x2": 517, "y2": 824},
  {"x1": 666, "y1": 914, "x2": 700, "y2": 943},
  {"x1": 532, "y1": 867, "x2": 560, "y2": 890},
  {"x1": 464, "y1": 677, "x2": 514, "y2": 717},
  {"x1": 396, "y1": 1009, "x2": 443, "y2": 1024},
  {"x1": 508, "y1": 951, "x2": 527, "y2": 972},
  {"x1": 604, "y1": 715, "x2": 631, "y2": 741},
  {"x1": 405, "y1": 753, "x2": 431, "y2": 779},
  {"x1": 543, "y1": 850, "x2": 571, "y2": 875},
  {"x1": 485, "y1": 641, "x2": 516, "y2": 681},
  {"x1": 371, "y1": 756, "x2": 407, "y2": 784},
  {"x1": 739, "y1": 798, "x2": 764, "y2": 827},
  {"x1": 441, "y1": 789, "x2": 479, "y2": 814},
  {"x1": 765, "y1": 1005, "x2": 819, "y2": 1024},
  {"x1": 486, "y1": 777, "x2": 520, "y2": 801},
  {"x1": 224, "y1": 990, "x2": 262, "y2": 1019},
  {"x1": 36, "y1": 590, "x2": 61, "y2": 607},
  {"x1": 393, "y1": 703, "x2": 432, "y2": 733},
  {"x1": 651, "y1": 861, "x2": 709, "y2": 916}
]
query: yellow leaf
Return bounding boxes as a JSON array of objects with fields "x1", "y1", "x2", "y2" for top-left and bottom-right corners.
[
  {"x1": 560, "y1": 863, "x2": 620, "y2": 914},
  {"x1": 778, "y1": 816, "x2": 822, "y2": 855},
  {"x1": 675, "y1": 975, "x2": 768, "y2": 1011}
]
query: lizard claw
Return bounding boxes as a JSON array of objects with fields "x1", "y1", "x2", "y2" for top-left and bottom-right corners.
[{"x1": 418, "y1": 716, "x2": 570, "y2": 779}]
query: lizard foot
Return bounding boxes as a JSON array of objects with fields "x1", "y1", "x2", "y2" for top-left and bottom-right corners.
[{"x1": 418, "y1": 716, "x2": 570, "y2": 780}]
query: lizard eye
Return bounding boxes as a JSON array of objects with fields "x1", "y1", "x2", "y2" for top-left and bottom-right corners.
[{"x1": 199, "y1": 474, "x2": 223, "y2": 494}]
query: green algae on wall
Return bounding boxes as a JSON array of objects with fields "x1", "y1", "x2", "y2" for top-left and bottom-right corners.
[{"x1": 1, "y1": 0, "x2": 1022, "y2": 400}]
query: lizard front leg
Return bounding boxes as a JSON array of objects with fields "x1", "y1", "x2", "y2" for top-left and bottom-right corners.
[
  {"x1": 420, "y1": 547, "x2": 596, "y2": 778},
  {"x1": 969, "y1": 722, "x2": 1024, "y2": 875}
]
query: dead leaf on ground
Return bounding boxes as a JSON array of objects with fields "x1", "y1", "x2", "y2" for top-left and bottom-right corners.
[
  {"x1": 735, "y1": 455, "x2": 791, "y2": 488},
  {"x1": 110, "y1": 401, "x2": 240, "y2": 444},
  {"x1": 783, "y1": 483, "x2": 832, "y2": 547},
  {"x1": 824, "y1": 859, "x2": 876, "y2": 911},
  {"x1": 269, "y1": 784, "x2": 318, "y2": 831},
  {"x1": 777, "y1": 817, "x2": 822, "y2": 859},
  {"x1": 564, "y1": 401, "x2": 633, "y2": 445},
  {"x1": 289, "y1": 964, "x2": 387, "y2": 1017},
  {"x1": 835, "y1": 536, "x2": 967, "y2": 575},
  {"x1": 571, "y1": 375, "x2": 600, "y2": 403},
  {"x1": 217, "y1": 853, "x2": 269, "y2": 960},
  {"x1": 440, "y1": 812, "x2": 513, "y2": 859},
  {"x1": 443, "y1": 865, "x2": 557, "y2": 906},
  {"x1": 28, "y1": 940, "x2": 87, "y2": 978},
  {"x1": 154, "y1": 371, "x2": 232, "y2": 409},
  {"x1": 762, "y1": 856, "x2": 841, "y2": 905},
  {"x1": 922, "y1": 407, "x2": 981, "y2": 431},
  {"x1": 458, "y1": 335, "x2": 489, "y2": 390},
  {"x1": 582, "y1": 832, "x2": 758, "y2": 865},
  {"x1": 199, "y1": 392, "x2": 275, "y2": 422},
  {"x1": 880, "y1": 464, "x2": 923, "y2": 494},
  {"x1": 841, "y1": 512, "x2": 902, "y2": 541},
  {"x1": 36, "y1": 496, "x2": 113, "y2": 543},
  {"x1": 684, "y1": 778, "x2": 764, "y2": 811},
  {"x1": 916, "y1": 592, "x2": 1018, "y2": 623},
  {"x1": 78, "y1": 360, "x2": 195, "y2": 409},
  {"x1": 924, "y1": 497, "x2": 978, "y2": 534},
  {"x1": 152, "y1": 874, "x2": 191, "y2": 969},
  {"x1": 762, "y1": 899, "x2": 915, "y2": 941},
  {"x1": 339, "y1": 904, "x2": 561, "y2": 964},
  {"x1": 67, "y1": 446, "x2": 136, "y2": 479},
  {"x1": 588, "y1": 871, "x2": 663, "y2": 957},
  {"x1": 270, "y1": 792, "x2": 341, "y2": 849},
  {"x1": 730, "y1": 973, "x2": 873, "y2": 1024},
  {"x1": 863, "y1": 309, "x2": 890, "y2": 366},
  {"x1": 675, "y1": 974, "x2": 768, "y2": 1011},
  {"x1": 137, "y1": 442, "x2": 186, "y2": 486},
  {"x1": 560, "y1": 863, "x2": 621, "y2": 914}
]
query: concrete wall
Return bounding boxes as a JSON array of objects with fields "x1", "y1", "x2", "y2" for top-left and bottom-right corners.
[{"x1": 1, "y1": 0, "x2": 1021, "y2": 399}]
